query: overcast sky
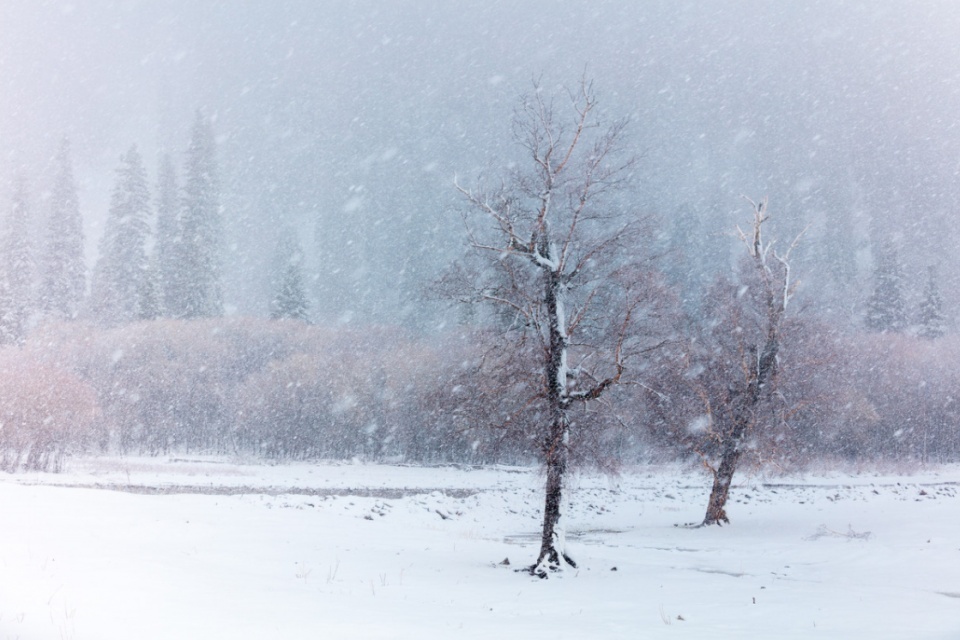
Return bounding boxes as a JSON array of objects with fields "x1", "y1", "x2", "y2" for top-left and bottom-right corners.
[{"x1": 2, "y1": 1, "x2": 960, "y2": 320}]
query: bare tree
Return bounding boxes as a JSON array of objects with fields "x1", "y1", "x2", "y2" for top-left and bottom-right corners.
[
  {"x1": 454, "y1": 77, "x2": 666, "y2": 576},
  {"x1": 695, "y1": 197, "x2": 802, "y2": 525}
]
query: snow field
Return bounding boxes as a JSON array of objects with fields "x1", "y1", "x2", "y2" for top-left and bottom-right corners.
[{"x1": 1, "y1": 459, "x2": 959, "y2": 639}]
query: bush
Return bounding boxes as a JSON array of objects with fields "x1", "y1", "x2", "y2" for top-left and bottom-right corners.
[{"x1": 0, "y1": 351, "x2": 98, "y2": 471}]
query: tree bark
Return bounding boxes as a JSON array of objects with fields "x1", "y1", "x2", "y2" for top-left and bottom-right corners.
[
  {"x1": 530, "y1": 268, "x2": 577, "y2": 576},
  {"x1": 703, "y1": 421, "x2": 745, "y2": 525},
  {"x1": 532, "y1": 420, "x2": 576, "y2": 576},
  {"x1": 702, "y1": 335, "x2": 778, "y2": 526},
  {"x1": 455, "y1": 79, "x2": 637, "y2": 577}
]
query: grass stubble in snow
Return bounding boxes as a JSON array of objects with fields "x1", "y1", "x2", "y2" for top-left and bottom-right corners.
[{"x1": 1, "y1": 458, "x2": 960, "y2": 639}]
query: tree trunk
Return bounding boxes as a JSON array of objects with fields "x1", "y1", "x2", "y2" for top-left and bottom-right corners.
[
  {"x1": 703, "y1": 431, "x2": 743, "y2": 525},
  {"x1": 531, "y1": 419, "x2": 576, "y2": 577},
  {"x1": 529, "y1": 268, "x2": 577, "y2": 577},
  {"x1": 703, "y1": 336, "x2": 778, "y2": 526}
]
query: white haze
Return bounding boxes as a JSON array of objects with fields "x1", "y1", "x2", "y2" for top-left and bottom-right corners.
[{"x1": 2, "y1": 1, "x2": 960, "y2": 325}]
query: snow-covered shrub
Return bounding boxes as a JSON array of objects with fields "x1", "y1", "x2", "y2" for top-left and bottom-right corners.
[
  {"x1": 233, "y1": 352, "x2": 336, "y2": 459},
  {"x1": 838, "y1": 332, "x2": 960, "y2": 464},
  {"x1": 24, "y1": 318, "x2": 495, "y2": 463},
  {"x1": 27, "y1": 318, "x2": 299, "y2": 455},
  {"x1": 0, "y1": 350, "x2": 98, "y2": 471}
]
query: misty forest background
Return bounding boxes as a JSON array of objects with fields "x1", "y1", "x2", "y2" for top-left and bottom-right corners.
[{"x1": 0, "y1": 1, "x2": 959, "y2": 472}]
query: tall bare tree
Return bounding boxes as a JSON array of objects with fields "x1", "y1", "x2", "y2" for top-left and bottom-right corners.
[{"x1": 454, "y1": 78, "x2": 666, "y2": 576}]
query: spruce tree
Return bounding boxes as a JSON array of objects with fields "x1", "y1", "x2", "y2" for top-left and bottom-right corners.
[
  {"x1": 155, "y1": 152, "x2": 183, "y2": 318},
  {"x1": 39, "y1": 138, "x2": 86, "y2": 320},
  {"x1": 138, "y1": 261, "x2": 161, "y2": 322},
  {"x1": 865, "y1": 241, "x2": 907, "y2": 333},
  {"x1": 917, "y1": 265, "x2": 946, "y2": 339},
  {"x1": 817, "y1": 205, "x2": 860, "y2": 316},
  {"x1": 663, "y1": 201, "x2": 726, "y2": 314},
  {"x1": 0, "y1": 177, "x2": 35, "y2": 344},
  {"x1": 270, "y1": 232, "x2": 309, "y2": 322},
  {"x1": 821, "y1": 210, "x2": 859, "y2": 288},
  {"x1": 178, "y1": 111, "x2": 223, "y2": 318},
  {"x1": 90, "y1": 145, "x2": 152, "y2": 325}
]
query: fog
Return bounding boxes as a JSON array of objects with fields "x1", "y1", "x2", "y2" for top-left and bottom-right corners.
[
  {"x1": 4, "y1": 5, "x2": 960, "y2": 620},
  {"x1": 3, "y1": 1, "x2": 960, "y2": 325}
]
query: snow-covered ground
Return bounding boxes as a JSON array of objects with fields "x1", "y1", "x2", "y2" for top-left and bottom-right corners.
[{"x1": 2, "y1": 457, "x2": 959, "y2": 639}]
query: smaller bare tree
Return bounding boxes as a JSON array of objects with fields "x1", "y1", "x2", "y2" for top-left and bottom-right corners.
[
  {"x1": 694, "y1": 197, "x2": 802, "y2": 525},
  {"x1": 451, "y1": 77, "x2": 669, "y2": 576}
]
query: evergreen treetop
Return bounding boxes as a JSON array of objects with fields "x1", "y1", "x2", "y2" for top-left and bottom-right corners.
[
  {"x1": 865, "y1": 241, "x2": 906, "y2": 333},
  {"x1": 917, "y1": 265, "x2": 946, "y2": 339},
  {"x1": 90, "y1": 145, "x2": 152, "y2": 325},
  {"x1": 178, "y1": 110, "x2": 223, "y2": 319}
]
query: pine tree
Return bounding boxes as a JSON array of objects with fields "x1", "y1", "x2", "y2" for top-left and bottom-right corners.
[
  {"x1": 917, "y1": 265, "x2": 946, "y2": 339},
  {"x1": 178, "y1": 111, "x2": 223, "y2": 318},
  {"x1": 865, "y1": 241, "x2": 907, "y2": 333},
  {"x1": 154, "y1": 152, "x2": 183, "y2": 317},
  {"x1": 39, "y1": 138, "x2": 86, "y2": 321},
  {"x1": 90, "y1": 145, "x2": 152, "y2": 325},
  {"x1": 138, "y1": 261, "x2": 161, "y2": 322},
  {"x1": 663, "y1": 201, "x2": 727, "y2": 314},
  {"x1": 270, "y1": 232, "x2": 309, "y2": 322},
  {"x1": 822, "y1": 209, "x2": 859, "y2": 289},
  {"x1": 0, "y1": 177, "x2": 35, "y2": 344},
  {"x1": 816, "y1": 205, "x2": 860, "y2": 318}
]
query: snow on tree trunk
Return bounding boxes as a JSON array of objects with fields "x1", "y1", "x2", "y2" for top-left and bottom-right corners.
[{"x1": 532, "y1": 261, "x2": 577, "y2": 576}]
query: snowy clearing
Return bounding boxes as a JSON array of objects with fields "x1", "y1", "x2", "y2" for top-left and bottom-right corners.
[{"x1": 2, "y1": 458, "x2": 959, "y2": 639}]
